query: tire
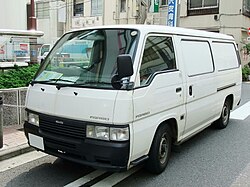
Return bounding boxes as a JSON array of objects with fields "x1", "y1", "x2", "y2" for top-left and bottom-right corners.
[
  {"x1": 215, "y1": 99, "x2": 231, "y2": 129},
  {"x1": 145, "y1": 125, "x2": 172, "y2": 174}
]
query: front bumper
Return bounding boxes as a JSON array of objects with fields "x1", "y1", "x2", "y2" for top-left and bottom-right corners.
[{"x1": 24, "y1": 115, "x2": 130, "y2": 172}]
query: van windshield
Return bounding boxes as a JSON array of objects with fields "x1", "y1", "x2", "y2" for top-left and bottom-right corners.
[{"x1": 34, "y1": 29, "x2": 139, "y2": 89}]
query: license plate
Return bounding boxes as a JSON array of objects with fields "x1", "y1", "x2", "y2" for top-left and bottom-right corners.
[{"x1": 28, "y1": 133, "x2": 44, "y2": 151}]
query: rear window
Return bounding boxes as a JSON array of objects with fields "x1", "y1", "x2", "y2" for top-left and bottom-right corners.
[{"x1": 211, "y1": 42, "x2": 239, "y2": 71}]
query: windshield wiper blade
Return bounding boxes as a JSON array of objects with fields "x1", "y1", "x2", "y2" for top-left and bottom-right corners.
[
  {"x1": 56, "y1": 81, "x2": 111, "y2": 90},
  {"x1": 49, "y1": 78, "x2": 76, "y2": 83},
  {"x1": 83, "y1": 81, "x2": 111, "y2": 85},
  {"x1": 31, "y1": 78, "x2": 76, "y2": 86},
  {"x1": 30, "y1": 79, "x2": 54, "y2": 86}
]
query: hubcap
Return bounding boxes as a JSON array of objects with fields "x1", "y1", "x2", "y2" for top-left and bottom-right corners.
[{"x1": 159, "y1": 133, "x2": 168, "y2": 164}]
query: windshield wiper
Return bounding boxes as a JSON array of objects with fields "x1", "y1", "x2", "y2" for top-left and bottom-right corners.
[
  {"x1": 30, "y1": 78, "x2": 76, "y2": 86},
  {"x1": 83, "y1": 81, "x2": 111, "y2": 85},
  {"x1": 56, "y1": 81, "x2": 111, "y2": 90}
]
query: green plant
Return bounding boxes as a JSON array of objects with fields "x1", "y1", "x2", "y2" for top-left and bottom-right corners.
[
  {"x1": 0, "y1": 64, "x2": 39, "y2": 89},
  {"x1": 242, "y1": 65, "x2": 250, "y2": 81},
  {"x1": 243, "y1": 43, "x2": 250, "y2": 55}
]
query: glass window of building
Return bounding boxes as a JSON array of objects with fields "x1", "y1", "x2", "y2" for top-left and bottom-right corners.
[
  {"x1": 74, "y1": 0, "x2": 84, "y2": 16},
  {"x1": 91, "y1": 0, "x2": 103, "y2": 16},
  {"x1": 36, "y1": 2, "x2": 50, "y2": 19},
  {"x1": 188, "y1": 0, "x2": 219, "y2": 15}
]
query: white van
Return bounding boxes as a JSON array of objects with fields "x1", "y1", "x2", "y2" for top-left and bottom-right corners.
[
  {"x1": 37, "y1": 44, "x2": 51, "y2": 64},
  {"x1": 24, "y1": 25, "x2": 241, "y2": 174}
]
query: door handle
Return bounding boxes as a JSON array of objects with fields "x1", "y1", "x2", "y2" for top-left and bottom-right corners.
[
  {"x1": 189, "y1": 85, "x2": 193, "y2": 96},
  {"x1": 176, "y1": 87, "x2": 182, "y2": 93}
]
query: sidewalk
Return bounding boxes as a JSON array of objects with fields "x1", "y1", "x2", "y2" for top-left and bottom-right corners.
[{"x1": 0, "y1": 125, "x2": 34, "y2": 161}]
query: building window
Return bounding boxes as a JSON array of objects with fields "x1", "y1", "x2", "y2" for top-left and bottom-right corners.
[
  {"x1": 161, "y1": 0, "x2": 167, "y2": 6},
  {"x1": 36, "y1": 2, "x2": 50, "y2": 19},
  {"x1": 91, "y1": 0, "x2": 103, "y2": 16},
  {"x1": 243, "y1": 0, "x2": 250, "y2": 17},
  {"x1": 74, "y1": 0, "x2": 84, "y2": 16},
  {"x1": 188, "y1": 0, "x2": 219, "y2": 16},
  {"x1": 120, "y1": 0, "x2": 126, "y2": 12}
]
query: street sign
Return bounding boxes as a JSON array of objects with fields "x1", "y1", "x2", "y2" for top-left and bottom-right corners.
[
  {"x1": 154, "y1": 0, "x2": 159, "y2": 13},
  {"x1": 167, "y1": 0, "x2": 178, "y2": 27}
]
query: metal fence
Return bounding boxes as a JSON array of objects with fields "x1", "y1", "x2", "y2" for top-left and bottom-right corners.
[{"x1": 0, "y1": 87, "x2": 27, "y2": 127}]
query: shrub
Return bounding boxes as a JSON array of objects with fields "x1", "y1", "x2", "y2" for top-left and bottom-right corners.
[
  {"x1": 242, "y1": 65, "x2": 250, "y2": 81},
  {"x1": 0, "y1": 64, "x2": 39, "y2": 89}
]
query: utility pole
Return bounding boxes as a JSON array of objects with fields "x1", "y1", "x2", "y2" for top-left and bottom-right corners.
[
  {"x1": 29, "y1": 0, "x2": 38, "y2": 64},
  {"x1": 29, "y1": 0, "x2": 37, "y2": 30}
]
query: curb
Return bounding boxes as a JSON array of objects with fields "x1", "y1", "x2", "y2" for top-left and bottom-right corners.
[{"x1": 0, "y1": 143, "x2": 34, "y2": 161}]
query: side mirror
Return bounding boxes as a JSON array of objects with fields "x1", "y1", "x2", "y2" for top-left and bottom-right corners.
[
  {"x1": 117, "y1": 55, "x2": 133, "y2": 79},
  {"x1": 40, "y1": 58, "x2": 44, "y2": 65},
  {"x1": 43, "y1": 52, "x2": 49, "y2": 57},
  {"x1": 111, "y1": 55, "x2": 134, "y2": 89}
]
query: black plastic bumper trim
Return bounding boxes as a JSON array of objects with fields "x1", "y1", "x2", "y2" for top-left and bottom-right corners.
[{"x1": 24, "y1": 122, "x2": 129, "y2": 172}]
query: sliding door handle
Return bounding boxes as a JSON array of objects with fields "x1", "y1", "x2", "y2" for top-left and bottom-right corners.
[{"x1": 189, "y1": 85, "x2": 193, "y2": 96}]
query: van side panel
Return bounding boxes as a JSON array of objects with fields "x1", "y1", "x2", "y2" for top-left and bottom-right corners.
[{"x1": 176, "y1": 37, "x2": 242, "y2": 141}]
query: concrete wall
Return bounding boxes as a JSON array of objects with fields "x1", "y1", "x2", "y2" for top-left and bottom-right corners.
[
  {"x1": 70, "y1": 0, "x2": 139, "y2": 30},
  {"x1": 37, "y1": 1, "x2": 63, "y2": 45},
  {"x1": 179, "y1": 0, "x2": 250, "y2": 65},
  {"x1": 180, "y1": 0, "x2": 243, "y2": 33},
  {"x1": 0, "y1": 0, "x2": 29, "y2": 30},
  {"x1": 0, "y1": 88, "x2": 27, "y2": 127}
]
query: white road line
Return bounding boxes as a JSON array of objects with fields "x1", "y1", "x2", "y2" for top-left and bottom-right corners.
[
  {"x1": 64, "y1": 170, "x2": 107, "y2": 187},
  {"x1": 91, "y1": 166, "x2": 141, "y2": 187},
  {"x1": 0, "y1": 151, "x2": 47, "y2": 173},
  {"x1": 230, "y1": 101, "x2": 250, "y2": 120}
]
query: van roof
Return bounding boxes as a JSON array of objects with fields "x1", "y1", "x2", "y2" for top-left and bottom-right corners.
[{"x1": 70, "y1": 24, "x2": 234, "y2": 41}]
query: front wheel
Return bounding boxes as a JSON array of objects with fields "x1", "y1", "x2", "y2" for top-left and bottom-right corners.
[
  {"x1": 215, "y1": 99, "x2": 231, "y2": 129},
  {"x1": 145, "y1": 125, "x2": 172, "y2": 174}
]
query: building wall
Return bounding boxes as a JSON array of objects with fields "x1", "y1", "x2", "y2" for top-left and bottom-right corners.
[
  {"x1": 36, "y1": 1, "x2": 64, "y2": 45},
  {"x1": 179, "y1": 0, "x2": 250, "y2": 65},
  {"x1": 0, "y1": 0, "x2": 29, "y2": 30},
  {"x1": 180, "y1": 0, "x2": 243, "y2": 33},
  {"x1": 103, "y1": 0, "x2": 117, "y2": 25},
  {"x1": 70, "y1": 0, "x2": 141, "y2": 30}
]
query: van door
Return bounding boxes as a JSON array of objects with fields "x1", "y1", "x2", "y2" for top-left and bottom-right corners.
[
  {"x1": 131, "y1": 34, "x2": 185, "y2": 159},
  {"x1": 180, "y1": 39, "x2": 217, "y2": 138}
]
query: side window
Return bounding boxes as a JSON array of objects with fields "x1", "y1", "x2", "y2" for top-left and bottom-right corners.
[
  {"x1": 181, "y1": 40, "x2": 214, "y2": 76},
  {"x1": 139, "y1": 36, "x2": 176, "y2": 86},
  {"x1": 212, "y1": 42, "x2": 239, "y2": 71}
]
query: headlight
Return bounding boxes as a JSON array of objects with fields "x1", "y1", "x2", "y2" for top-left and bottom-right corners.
[
  {"x1": 110, "y1": 127, "x2": 129, "y2": 141},
  {"x1": 87, "y1": 125, "x2": 109, "y2": 140},
  {"x1": 86, "y1": 125, "x2": 129, "y2": 141},
  {"x1": 27, "y1": 112, "x2": 39, "y2": 126}
]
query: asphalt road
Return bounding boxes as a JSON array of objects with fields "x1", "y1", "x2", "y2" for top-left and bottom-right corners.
[{"x1": 0, "y1": 83, "x2": 250, "y2": 187}]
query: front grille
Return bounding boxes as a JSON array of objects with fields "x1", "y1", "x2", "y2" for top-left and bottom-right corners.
[{"x1": 39, "y1": 115, "x2": 86, "y2": 139}]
